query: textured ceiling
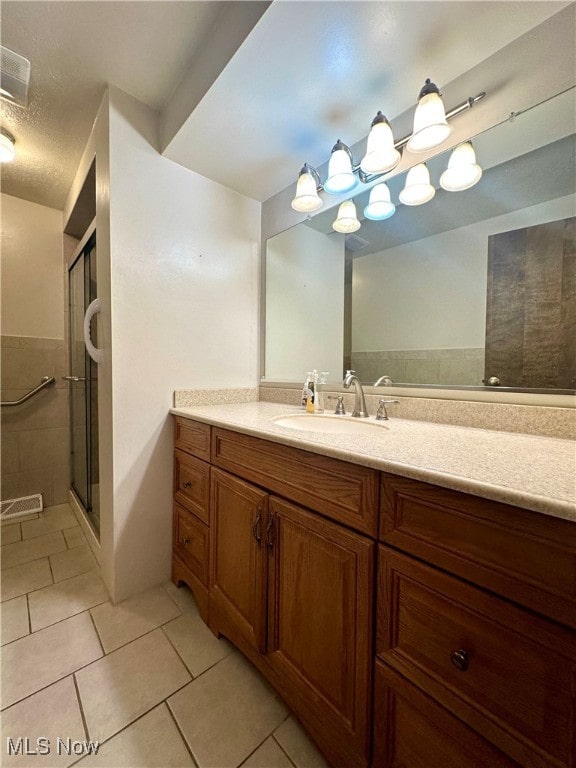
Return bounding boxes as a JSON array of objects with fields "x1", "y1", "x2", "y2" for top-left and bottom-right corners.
[
  {"x1": 0, "y1": 0, "x2": 572, "y2": 211},
  {"x1": 0, "y1": 1, "x2": 226, "y2": 209}
]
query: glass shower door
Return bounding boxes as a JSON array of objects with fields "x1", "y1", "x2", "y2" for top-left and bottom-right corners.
[{"x1": 68, "y1": 235, "x2": 100, "y2": 536}]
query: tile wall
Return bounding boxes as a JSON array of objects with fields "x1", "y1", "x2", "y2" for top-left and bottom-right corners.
[
  {"x1": 351, "y1": 347, "x2": 485, "y2": 387},
  {"x1": 1, "y1": 336, "x2": 70, "y2": 506}
]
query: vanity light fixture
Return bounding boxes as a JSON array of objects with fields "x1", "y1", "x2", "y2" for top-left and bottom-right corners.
[
  {"x1": 289, "y1": 82, "x2": 485, "y2": 215},
  {"x1": 324, "y1": 140, "x2": 358, "y2": 195},
  {"x1": 360, "y1": 112, "x2": 401, "y2": 175},
  {"x1": 364, "y1": 183, "x2": 396, "y2": 221},
  {"x1": 0, "y1": 129, "x2": 15, "y2": 162},
  {"x1": 399, "y1": 163, "x2": 436, "y2": 206},
  {"x1": 332, "y1": 200, "x2": 361, "y2": 233},
  {"x1": 291, "y1": 163, "x2": 323, "y2": 212},
  {"x1": 406, "y1": 79, "x2": 452, "y2": 153},
  {"x1": 440, "y1": 141, "x2": 483, "y2": 191}
]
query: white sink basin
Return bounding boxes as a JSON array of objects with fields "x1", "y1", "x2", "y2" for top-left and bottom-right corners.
[{"x1": 273, "y1": 414, "x2": 388, "y2": 435}]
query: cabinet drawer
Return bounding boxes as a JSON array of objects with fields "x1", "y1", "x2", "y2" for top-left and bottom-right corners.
[
  {"x1": 377, "y1": 547, "x2": 576, "y2": 768},
  {"x1": 174, "y1": 449, "x2": 210, "y2": 523},
  {"x1": 380, "y1": 473, "x2": 576, "y2": 628},
  {"x1": 173, "y1": 503, "x2": 209, "y2": 586},
  {"x1": 374, "y1": 661, "x2": 519, "y2": 768},
  {"x1": 211, "y1": 427, "x2": 378, "y2": 536},
  {"x1": 174, "y1": 417, "x2": 211, "y2": 461}
]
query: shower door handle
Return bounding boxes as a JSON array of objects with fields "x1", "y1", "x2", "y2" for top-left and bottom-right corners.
[{"x1": 84, "y1": 298, "x2": 104, "y2": 364}]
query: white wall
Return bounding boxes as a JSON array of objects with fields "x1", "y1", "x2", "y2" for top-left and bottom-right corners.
[
  {"x1": 265, "y1": 225, "x2": 344, "y2": 381},
  {"x1": 105, "y1": 87, "x2": 260, "y2": 601},
  {"x1": 352, "y1": 195, "x2": 576, "y2": 352},
  {"x1": 0, "y1": 194, "x2": 64, "y2": 338}
]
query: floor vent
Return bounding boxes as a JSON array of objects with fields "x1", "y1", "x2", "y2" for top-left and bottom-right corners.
[{"x1": 1, "y1": 493, "x2": 43, "y2": 522}]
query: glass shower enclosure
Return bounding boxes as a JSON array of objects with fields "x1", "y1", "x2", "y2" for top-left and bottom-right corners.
[{"x1": 68, "y1": 233, "x2": 100, "y2": 537}]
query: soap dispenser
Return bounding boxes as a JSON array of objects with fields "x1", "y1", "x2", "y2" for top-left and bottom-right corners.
[
  {"x1": 302, "y1": 372, "x2": 314, "y2": 410},
  {"x1": 315, "y1": 371, "x2": 329, "y2": 413}
]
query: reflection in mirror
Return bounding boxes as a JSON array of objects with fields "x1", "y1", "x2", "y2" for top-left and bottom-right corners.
[{"x1": 264, "y1": 90, "x2": 576, "y2": 392}]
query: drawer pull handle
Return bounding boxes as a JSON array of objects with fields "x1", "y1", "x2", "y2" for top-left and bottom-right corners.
[
  {"x1": 451, "y1": 649, "x2": 469, "y2": 671},
  {"x1": 181, "y1": 538, "x2": 191, "y2": 546},
  {"x1": 252, "y1": 510, "x2": 262, "y2": 545},
  {"x1": 183, "y1": 481, "x2": 192, "y2": 488}
]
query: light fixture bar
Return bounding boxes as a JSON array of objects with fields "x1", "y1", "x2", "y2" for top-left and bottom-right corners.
[{"x1": 356, "y1": 91, "x2": 486, "y2": 184}]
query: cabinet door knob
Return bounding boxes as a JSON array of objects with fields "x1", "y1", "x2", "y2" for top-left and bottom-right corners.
[
  {"x1": 450, "y1": 649, "x2": 469, "y2": 671},
  {"x1": 181, "y1": 538, "x2": 191, "y2": 546},
  {"x1": 183, "y1": 480, "x2": 192, "y2": 488}
]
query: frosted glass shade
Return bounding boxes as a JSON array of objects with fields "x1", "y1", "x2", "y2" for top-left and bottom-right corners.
[
  {"x1": 324, "y1": 146, "x2": 358, "y2": 195},
  {"x1": 399, "y1": 164, "x2": 435, "y2": 206},
  {"x1": 332, "y1": 200, "x2": 361, "y2": 233},
  {"x1": 364, "y1": 183, "x2": 395, "y2": 221},
  {"x1": 407, "y1": 92, "x2": 452, "y2": 153},
  {"x1": 291, "y1": 169, "x2": 323, "y2": 212},
  {"x1": 360, "y1": 116, "x2": 401, "y2": 174},
  {"x1": 440, "y1": 142, "x2": 482, "y2": 191},
  {"x1": 0, "y1": 132, "x2": 15, "y2": 162}
]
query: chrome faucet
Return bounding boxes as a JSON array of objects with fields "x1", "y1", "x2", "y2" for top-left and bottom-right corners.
[
  {"x1": 343, "y1": 370, "x2": 369, "y2": 418},
  {"x1": 374, "y1": 375, "x2": 394, "y2": 386}
]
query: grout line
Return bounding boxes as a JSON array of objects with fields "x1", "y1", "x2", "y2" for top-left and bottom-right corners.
[
  {"x1": 87, "y1": 608, "x2": 106, "y2": 656},
  {"x1": 165, "y1": 699, "x2": 200, "y2": 768},
  {"x1": 272, "y1": 734, "x2": 299, "y2": 768},
  {"x1": 26, "y1": 591, "x2": 32, "y2": 635},
  {"x1": 238, "y1": 732, "x2": 283, "y2": 767},
  {"x1": 73, "y1": 672, "x2": 91, "y2": 742}
]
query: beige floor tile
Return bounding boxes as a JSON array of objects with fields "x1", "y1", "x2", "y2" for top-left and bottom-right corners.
[
  {"x1": 76, "y1": 628, "x2": 191, "y2": 743},
  {"x1": 75, "y1": 704, "x2": 194, "y2": 768},
  {"x1": 1, "y1": 596, "x2": 29, "y2": 646},
  {"x1": 50, "y1": 545, "x2": 98, "y2": 583},
  {"x1": 1, "y1": 612, "x2": 103, "y2": 709},
  {"x1": 1, "y1": 531, "x2": 67, "y2": 571},
  {"x1": 273, "y1": 716, "x2": 328, "y2": 768},
  {"x1": 242, "y1": 737, "x2": 294, "y2": 768},
  {"x1": 163, "y1": 611, "x2": 232, "y2": 677},
  {"x1": 0, "y1": 558, "x2": 53, "y2": 602},
  {"x1": 28, "y1": 571, "x2": 109, "y2": 632},
  {"x1": 0, "y1": 677, "x2": 87, "y2": 768},
  {"x1": 91, "y1": 585, "x2": 181, "y2": 653},
  {"x1": 21, "y1": 505, "x2": 77, "y2": 541},
  {"x1": 168, "y1": 651, "x2": 288, "y2": 768},
  {"x1": 1, "y1": 524, "x2": 22, "y2": 546},
  {"x1": 63, "y1": 526, "x2": 87, "y2": 549},
  {"x1": 162, "y1": 580, "x2": 200, "y2": 614}
]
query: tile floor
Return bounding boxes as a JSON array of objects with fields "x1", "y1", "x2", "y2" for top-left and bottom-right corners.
[{"x1": 1, "y1": 504, "x2": 328, "y2": 768}]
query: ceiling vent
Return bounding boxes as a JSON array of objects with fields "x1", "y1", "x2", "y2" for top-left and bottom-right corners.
[
  {"x1": 1, "y1": 46, "x2": 31, "y2": 108},
  {"x1": 345, "y1": 233, "x2": 369, "y2": 252}
]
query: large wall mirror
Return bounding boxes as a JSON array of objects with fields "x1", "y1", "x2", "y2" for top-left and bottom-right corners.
[{"x1": 263, "y1": 89, "x2": 576, "y2": 394}]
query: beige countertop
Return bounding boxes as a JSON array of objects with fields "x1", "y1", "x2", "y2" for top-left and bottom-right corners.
[{"x1": 170, "y1": 402, "x2": 576, "y2": 522}]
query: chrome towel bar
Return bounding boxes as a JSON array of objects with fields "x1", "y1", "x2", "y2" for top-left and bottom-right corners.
[{"x1": 1, "y1": 376, "x2": 55, "y2": 407}]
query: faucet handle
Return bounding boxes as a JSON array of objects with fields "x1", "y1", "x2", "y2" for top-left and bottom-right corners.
[
  {"x1": 376, "y1": 398, "x2": 400, "y2": 421},
  {"x1": 327, "y1": 395, "x2": 345, "y2": 415}
]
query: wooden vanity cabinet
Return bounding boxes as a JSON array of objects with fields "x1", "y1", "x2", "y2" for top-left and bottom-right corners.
[
  {"x1": 173, "y1": 418, "x2": 576, "y2": 768},
  {"x1": 376, "y1": 473, "x2": 576, "y2": 768}
]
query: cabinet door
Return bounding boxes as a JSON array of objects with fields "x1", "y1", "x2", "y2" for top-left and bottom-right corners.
[
  {"x1": 266, "y1": 496, "x2": 374, "y2": 767},
  {"x1": 209, "y1": 468, "x2": 268, "y2": 653}
]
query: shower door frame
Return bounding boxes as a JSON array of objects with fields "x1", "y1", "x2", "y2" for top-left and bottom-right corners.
[{"x1": 67, "y1": 221, "x2": 99, "y2": 536}]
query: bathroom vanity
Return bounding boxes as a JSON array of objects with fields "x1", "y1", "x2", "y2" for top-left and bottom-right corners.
[{"x1": 170, "y1": 403, "x2": 575, "y2": 768}]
